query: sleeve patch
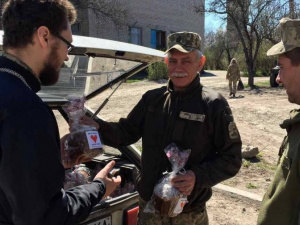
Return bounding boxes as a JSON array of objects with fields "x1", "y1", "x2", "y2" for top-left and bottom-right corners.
[{"x1": 228, "y1": 122, "x2": 239, "y2": 139}]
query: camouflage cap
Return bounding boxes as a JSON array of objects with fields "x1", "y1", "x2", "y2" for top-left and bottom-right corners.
[
  {"x1": 267, "y1": 18, "x2": 300, "y2": 56},
  {"x1": 165, "y1": 31, "x2": 201, "y2": 54}
]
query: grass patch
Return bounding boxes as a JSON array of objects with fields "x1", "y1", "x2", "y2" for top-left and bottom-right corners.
[
  {"x1": 256, "y1": 161, "x2": 277, "y2": 171},
  {"x1": 241, "y1": 154, "x2": 276, "y2": 171},
  {"x1": 242, "y1": 159, "x2": 251, "y2": 168},
  {"x1": 243, "y1": 81, "x2": 270, "y2": 88},
  {"x1": 126, "y1": 79, "x2": 142, "y2": 83},
  {"x1": 246, "y1": 183, "x2": 258, "y2": 189},
  {"x1": 254, "y1": 81, "x2": 270, "y2": 87},
  {"x1": 222, "y1": 179, "x2": 238, "y2": 186},
  {"x1": 256, "y1": 152, "x2": 263, "y2": 159}
]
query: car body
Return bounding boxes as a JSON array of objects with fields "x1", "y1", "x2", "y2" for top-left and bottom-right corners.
[
  {"x1": 0, "y1": 30, "x2": 164, "y2": 225},
  {"x1": 270, "y1": 65, "x2": 280, "y2": 87}
]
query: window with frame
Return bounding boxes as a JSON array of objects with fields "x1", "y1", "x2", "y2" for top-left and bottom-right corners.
[
  {"x1": 151, "y1": 29, "x2": 166, "y2": 50},
  {"x1": 130, "y1": 27, "x2": 142, "y2": 45},
  {"x1": 71, "y1": 23, "x2": 81, "y2": 35}
]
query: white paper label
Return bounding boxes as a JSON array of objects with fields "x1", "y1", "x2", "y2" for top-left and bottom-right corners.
[
  {"x1": 173, "y1": 197, "x2": 188, "y2": 214},
  {"x1": 85, "y1": 131, "x2": 102, "y2": 149}
]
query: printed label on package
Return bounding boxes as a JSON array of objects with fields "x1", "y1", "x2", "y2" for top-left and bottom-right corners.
[
  {"x1": 173, "y1": 197, "x2": 188, "y2": 214},
  {"x1": 85, "y1": 131, "x2": 102, "y2": 149}
]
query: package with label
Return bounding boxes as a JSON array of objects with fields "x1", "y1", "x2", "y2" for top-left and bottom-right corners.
[
  {"x1": 62, "y1": 97, "x2": 104, "y2": 165},
  {"x1": 144, "y1": 143, "x2": 191, "y2": 217}
]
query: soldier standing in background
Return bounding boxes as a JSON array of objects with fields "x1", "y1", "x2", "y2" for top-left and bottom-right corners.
[
  {"x1": 226, "y1": 58, "x2": 241, "y2": 98},
  {"x1": 257, "y1": 18, "x2": 300, "y2": 225}
]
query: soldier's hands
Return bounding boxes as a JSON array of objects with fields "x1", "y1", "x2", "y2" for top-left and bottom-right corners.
[
  {"x1": 81, "y1": 115, "x2": 100, "y2": 129},
  {"x1": 171, "y1": 170, "x2": 196, "y2": 196},
  {"x1": 69, "y1": 115, "x2": 100, "y2": 132},
  {"x1": 94, "y1": 161, "x2": 122, "y2": 199}
]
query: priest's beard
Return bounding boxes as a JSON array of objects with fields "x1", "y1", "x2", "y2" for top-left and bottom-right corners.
[{"x1": 40, "y1": 46, "x2": 62, "y2": 86}]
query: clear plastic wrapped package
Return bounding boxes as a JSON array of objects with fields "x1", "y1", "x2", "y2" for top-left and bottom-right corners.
[
  {"x1": 64, "y1": 164, "x2": 92, "y2": 190},
  {"x1": 145, "y1": 143, "x2": 191, "y2": 217},
  {"x1": 62, "y1": 97, "x2": 104, "y2": 165}
]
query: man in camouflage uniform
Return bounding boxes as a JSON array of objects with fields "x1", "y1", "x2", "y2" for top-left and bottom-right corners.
[
  {"x1": 81, "y1": 31, "x2": 242, "y2": 225},
  {"x1": 226, "y1": 58, "x2": 241, "y2": 98},
  {"x1": 257, "y1": 18, "x2": 300, "y2": 225}
]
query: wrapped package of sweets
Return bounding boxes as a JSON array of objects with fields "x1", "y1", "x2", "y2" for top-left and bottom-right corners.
[
  {"x1": 144, "y1": 143, "x2": 191, "y2": 217},
  {"x1": 62, "y1": 97, "x2": 104, "y2": 165},
  {"x1": 64, "y1": 164, "x2": 92, "y2": 190},
  {"x1": 152, "y1": 176, "x2": 181, "y2": 217}
]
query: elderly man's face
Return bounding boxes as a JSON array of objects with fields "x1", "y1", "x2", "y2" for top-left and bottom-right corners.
[
  {"x1": 167, "y1": 50, "x2": 202, "y2": 91},
  {"x1": 277, "y1": 54, "x2": 300, "y2": 104}
]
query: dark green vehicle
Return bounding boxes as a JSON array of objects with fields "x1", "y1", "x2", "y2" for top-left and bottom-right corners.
[{"x1": 270, "y1": 65, "x2": 280, "y2": 87}]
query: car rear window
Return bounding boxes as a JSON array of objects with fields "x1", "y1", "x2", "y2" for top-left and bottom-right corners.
[{"x1": 40, "y1": 55, "x2": 142, "y2": 99}]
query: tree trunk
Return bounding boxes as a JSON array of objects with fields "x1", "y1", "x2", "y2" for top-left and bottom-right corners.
[
  {"x1": 247, "y1": 66, "x2": 255, "y2": 87},
  {"x1": 289, "y1": 0, "x2": 296, "y2": 19},
  {"x1": 246, "y1": 58, "x2": 255, "y2": 87}
]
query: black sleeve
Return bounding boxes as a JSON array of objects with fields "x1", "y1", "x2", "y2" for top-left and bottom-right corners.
[
  {"x1": 190, "y1": 97, "x2": 242, "y2": 188},
  {"x1": 96, "y1": 94, "x2": 147, "y2": 148},
  {"x1": 0, "y1": 106, "x2": 106, "y2": 225}
]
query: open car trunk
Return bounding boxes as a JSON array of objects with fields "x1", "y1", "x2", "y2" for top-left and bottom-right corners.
[{"x1": 81, "y1": 149, "x2": 139, "y2": 225}]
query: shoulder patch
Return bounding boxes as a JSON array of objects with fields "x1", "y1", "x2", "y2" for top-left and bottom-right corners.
[
  {"x1": 228, "y1": 122, "x2": 239, "y2": 139},
  {"x1": 179, "y1": 111, "x2": 205, "y2": 122}
]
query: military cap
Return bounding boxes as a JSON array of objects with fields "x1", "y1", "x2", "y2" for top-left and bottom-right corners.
[
  {"x1": 165, "y1": 31, "x2": 202, "y2": 54},
  {"x1": 267, "y1": 18, "x2": 300, "y2": 56}
]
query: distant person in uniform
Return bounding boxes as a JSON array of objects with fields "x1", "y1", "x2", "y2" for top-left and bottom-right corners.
[
  {"x1": 257, "y1": 18, "x2": 300, "y2": 225},
  {"x1": 79, "y1": 31, "x2": 242, "y2": 225},
  {"x1": 226, "y1": 58, "x2": 241, "y2": 97}
]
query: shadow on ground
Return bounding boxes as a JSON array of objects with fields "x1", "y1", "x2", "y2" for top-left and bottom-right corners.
[
  {"x1": 229, "y1": 95, "x2": 245, "y2": 99},
  {"x1": 239, "y1": 85, "x2": 284, "y2": 95},
  {"x1": 200, "y1": 71, "x2": 217, "y2": 77},
  {"x1": 244, "y1": 157, "x2": 261, "y2": 163}
]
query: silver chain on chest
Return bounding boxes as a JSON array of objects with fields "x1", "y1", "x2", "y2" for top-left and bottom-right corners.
[{"x1": 0, "y1": 68, "x2": 32, "y2": 90}]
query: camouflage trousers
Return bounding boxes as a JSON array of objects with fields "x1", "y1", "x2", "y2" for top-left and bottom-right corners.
[
  {"x1": 137, "y1": 197, "x2": 209, "y2": 225},
  {"x1": 229, "y1": 79, "x2": 238, "y2": 95}
]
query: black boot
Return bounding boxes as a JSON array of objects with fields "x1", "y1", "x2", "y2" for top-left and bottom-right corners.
[
  {"x1": 233, "y1": 93, "x2": 235, "y2": 98},
  {"x1": 229, "y1": 92, "x2": 232, "y2": 96}
]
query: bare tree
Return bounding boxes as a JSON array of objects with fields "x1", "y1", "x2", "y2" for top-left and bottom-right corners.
[
  {"x1": 70, "y1": 0, "x2": 128, "y2": 27},
  {"x1": 194, "y1": 0, "x2": 290, "y2": 87},
  {"x1": 205, "y1": 28, "x2": 239, "y2": 70},
  {"x1": 205, "y1": 29, "x2": 226, "y2": 69},
  {"x1": 289, "y1": 0, "x2": 296, "y2": 18},
  {"x1": 0, "y1": 0, "x2": 129, "y2": 30}
]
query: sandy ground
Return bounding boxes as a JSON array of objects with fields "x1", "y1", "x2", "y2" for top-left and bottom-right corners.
[{"x1": 60, "y1": 70, "x2": 296, "y2": 224}]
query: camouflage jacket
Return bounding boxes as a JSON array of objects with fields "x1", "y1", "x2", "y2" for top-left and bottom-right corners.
[
  {"x1": 257, "y1": 109, "x2": 300, "y2": 225},
  {"x1": 226, "y1": 60, "x2": 240, "y2": 81}
]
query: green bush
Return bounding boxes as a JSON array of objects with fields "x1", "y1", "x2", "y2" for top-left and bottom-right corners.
[{"x1": 147, "y1": 62, "x2": 168, "y2": 81}]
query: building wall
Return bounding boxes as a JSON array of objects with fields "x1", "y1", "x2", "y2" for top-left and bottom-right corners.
[{"x1": 82, "y1": 0, "x2": 205, "y2": 50}]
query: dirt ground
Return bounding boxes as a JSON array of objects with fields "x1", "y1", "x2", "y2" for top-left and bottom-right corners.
[{"x1": 84, "y1": 70, "x2": 296, "y2": 225}]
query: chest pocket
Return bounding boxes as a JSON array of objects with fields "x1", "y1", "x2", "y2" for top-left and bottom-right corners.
[
  {"x1": 173, "y1": 111, "x2": 209, "y2": 151},
  {"x1": 143, "y1": 105, "x2": 166, "y2": 146}
]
